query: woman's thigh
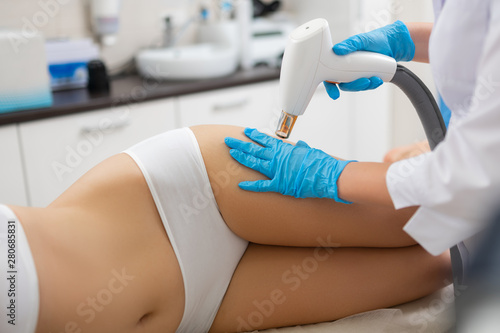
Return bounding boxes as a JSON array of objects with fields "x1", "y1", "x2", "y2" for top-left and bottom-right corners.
[
  {"x1": 191, "y1": 125, "x2": 417, "y2": 248},
  {"x1": 210, "y1": 243, "x2": 451, "y2": 332}
]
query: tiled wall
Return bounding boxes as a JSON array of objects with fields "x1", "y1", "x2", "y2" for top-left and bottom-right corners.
[
  {"x1": 0, "y1": 0, "x2": 89, "y2": 39},
  {"x1": 0, "y1": 0, "x2": 199, "y2": 72}
]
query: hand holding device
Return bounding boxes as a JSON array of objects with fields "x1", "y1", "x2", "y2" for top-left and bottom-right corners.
[
  {"x1": 276, "y1": 18, "x2": 397, "y2": 139},
  {"x1": 325, "y1": 20, "x2": 415, "y2": 99}
]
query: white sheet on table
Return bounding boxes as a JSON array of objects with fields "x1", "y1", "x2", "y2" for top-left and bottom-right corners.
[{"x1": 254, "y1": 285, "x2": 454, "y2": 333}]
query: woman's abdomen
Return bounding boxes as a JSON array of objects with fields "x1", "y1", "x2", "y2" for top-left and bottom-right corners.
[{"x1": 15, "y1": 153, "x2": 185, "y2": 333}]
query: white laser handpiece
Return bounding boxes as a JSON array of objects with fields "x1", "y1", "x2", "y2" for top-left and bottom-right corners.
[{"x1": 276, "y1": 18, "x2": 397, "y2": 138}]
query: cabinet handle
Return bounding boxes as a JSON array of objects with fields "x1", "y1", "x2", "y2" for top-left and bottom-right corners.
[
  {"x1": 80, "y1": 118, "x2": 132, "y2": 135},
  {"x1": 212, "y1": 98, "x2": 249, "y2": 112}
]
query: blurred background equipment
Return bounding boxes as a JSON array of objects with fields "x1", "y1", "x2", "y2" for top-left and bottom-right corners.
[
  {"x1": 45, "y1": 38, "x2": 100, "y2": 91},
  {"x1": 0, "y1": 31, "x2": 53, "y2": 113},
  {"x1": 252, "y1": 0, "x2": 280, "y2": 17},
  {"x1": 456, "y1": 209, "x2": 500, "y2": 333},
  {"x1": 87, "y1": 59, "x2": 110, "y2": 94}
]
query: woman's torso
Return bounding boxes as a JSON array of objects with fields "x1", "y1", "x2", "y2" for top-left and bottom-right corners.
[{"x1": 10, "y1": 153, "x2": 185, "y2": 333}]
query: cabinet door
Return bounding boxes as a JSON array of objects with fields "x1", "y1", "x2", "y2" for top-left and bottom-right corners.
[
  {"x1": 0, "y1": 125, "x2": 28, "y2": 206},
  {"x1": 178, "y1": 81, "x2": 278, "y2": 131},
  {"x1": 20, "y1": 98, "x2": 176, "y2": 207}
]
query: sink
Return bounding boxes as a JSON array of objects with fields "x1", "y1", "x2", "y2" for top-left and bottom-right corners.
[
  {"x1": 136, "y1": 21, "x2": 240, "y2": 80},
  {"x1": 136, "y1": 43, "x2": 238, "y2": 80}
]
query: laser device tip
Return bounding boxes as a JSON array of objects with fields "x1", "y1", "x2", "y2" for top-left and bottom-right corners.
[{"x1": 275, "y1": 111, "x2": 297, "y2": 139}]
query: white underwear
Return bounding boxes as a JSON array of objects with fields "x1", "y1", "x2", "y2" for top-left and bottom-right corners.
[
  {"x1": 123, "y1": 127, "x2": 249, "y2": 332},
  {"x1": 0, "y1": 205, "x2": 39, "y2": 333}
]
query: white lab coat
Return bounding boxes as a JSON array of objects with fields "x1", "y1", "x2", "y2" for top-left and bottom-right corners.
[{"x1": 386, "y1": 0, "x2": 500, "y2": 255}]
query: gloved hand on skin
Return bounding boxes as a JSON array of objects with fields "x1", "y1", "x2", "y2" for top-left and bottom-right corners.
[
  {"x1": 325, "y1": 20, "x2": 415, "y2": 100},
  {"x1": 224, "y1": 128, "x2": 356, "y2": 203}
]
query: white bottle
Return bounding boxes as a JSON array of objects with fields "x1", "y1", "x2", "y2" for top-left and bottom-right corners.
[
  {"x1": 91, "y1": 0, "x2": 122, "y2": 46},
  {"x1": 235, "y1": 0, "x2": 253, "y2": 70}
]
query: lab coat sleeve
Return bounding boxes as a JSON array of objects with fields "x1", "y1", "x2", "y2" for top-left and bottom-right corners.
[{"x1": 385, "y1": 0, "x2": 500, "y2": 256}]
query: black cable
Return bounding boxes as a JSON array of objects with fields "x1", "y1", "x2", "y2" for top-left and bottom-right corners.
[
  {"x1": 390, "y1": 64, "x2": 447, "y2": 149},
  {"x1": 391, "y1": 64, "x2": 464, "y2": 307}
]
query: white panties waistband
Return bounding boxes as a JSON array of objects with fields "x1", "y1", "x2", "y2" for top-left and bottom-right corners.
[{"x1": 0, "y1": 205, "x2": 39, "y2": 333}]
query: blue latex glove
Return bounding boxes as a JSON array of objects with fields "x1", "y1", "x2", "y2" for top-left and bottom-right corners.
[
  {"x1": 325, "y1": 20, "x2": 415, "y2": 100},
  {"x1": 224, "y1": 128, "x2": 356, "y2": 203}
]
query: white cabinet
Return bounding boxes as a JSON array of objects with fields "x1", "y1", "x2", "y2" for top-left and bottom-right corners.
[
  {"x1": 177, "y1": 81, "x2": 279, "y2": 131},
  {"x1": 0, "y1": 125, "x2": 28, "y2": 206},
  {"x1": 19, "y1": 98, "x2": 176, "y2": 207}
]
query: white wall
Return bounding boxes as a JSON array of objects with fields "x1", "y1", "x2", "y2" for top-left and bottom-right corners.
[{"x1": 280, "y1": 0, "x2": 354, "y2": 42}]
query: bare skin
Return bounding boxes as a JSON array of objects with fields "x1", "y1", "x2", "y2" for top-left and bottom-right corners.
[
  {"x1": 383, "y1": 140, "x2": 431, "y2": 163},
  {"x1": 406, "y1": 22, "x2": 433, "y2": 63},
  {"x1": 9, "y1": 125, "x2": 450, "y2": 333}
]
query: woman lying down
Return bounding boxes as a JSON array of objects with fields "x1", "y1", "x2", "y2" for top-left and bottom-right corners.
[{"x1": 1, "y1": 125, "x2": 451, "y2": 333}]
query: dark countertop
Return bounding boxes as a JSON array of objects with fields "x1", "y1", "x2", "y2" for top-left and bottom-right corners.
[{"x1": 0, "y1": 66, "x2": 280, "y2": 126}]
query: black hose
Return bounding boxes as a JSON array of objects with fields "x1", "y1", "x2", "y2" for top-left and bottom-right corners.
[
  {"x1": 390, "y1": 65, "x2": 447, "y2": 149},
  {"x1": 390, "y1": 64, "x2": 464, "y2": 295}
]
